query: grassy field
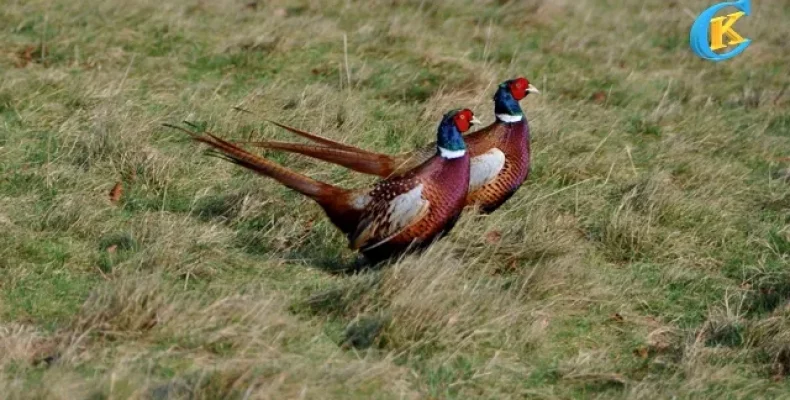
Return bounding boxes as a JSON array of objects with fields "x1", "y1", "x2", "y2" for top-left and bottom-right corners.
[{"x1": 1, "y1": 0, "x2": 789, "y2": 398}]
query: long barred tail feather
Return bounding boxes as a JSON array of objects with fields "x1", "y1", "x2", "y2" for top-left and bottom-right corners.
[
  {"x1": 163, "y1": 123, "x2": 345, "y2": 200},
  {"x1": 244, "y1": 140, "x2": 397, "y2": 178}
]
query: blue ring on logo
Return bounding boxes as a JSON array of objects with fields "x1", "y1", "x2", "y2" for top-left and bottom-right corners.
[{"x1": 689, "y1": 0, "x2": 751, "y2": 62}]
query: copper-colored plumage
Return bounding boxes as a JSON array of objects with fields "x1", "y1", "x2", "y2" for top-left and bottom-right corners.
[{"x1": 462, "y1": 121, "x2": 530, "y2": 212}]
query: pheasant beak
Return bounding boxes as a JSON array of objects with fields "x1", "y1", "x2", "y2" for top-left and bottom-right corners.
[
  {"x1": 470, "y1": 116, "x2": 482, "y2": 126},
  {"x1": 527, "y1": 84, "x2": 541, "y2": 95}
]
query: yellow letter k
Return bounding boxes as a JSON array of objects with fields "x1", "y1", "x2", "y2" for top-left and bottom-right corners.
[{"x1": 709, "y1": 11, "x2": 747, "y2": 51}]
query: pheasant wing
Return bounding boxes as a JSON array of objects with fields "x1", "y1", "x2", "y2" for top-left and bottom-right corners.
[
  {"x1": 349, "y1": 181, "x2": 430, "y2": 251},
  {"x1": 468, "y1": 148, "x2": 506, "y2": 192}
]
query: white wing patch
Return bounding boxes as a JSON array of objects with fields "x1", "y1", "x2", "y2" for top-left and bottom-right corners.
[
  {"x1": 386, "y1": 184, "x2": 426, "y2": 232},
  {"x1": 469, "y1": 148, "x2": 506, "y2": 192},
  {"x1": 350, "y1": 183, "x2": 430, "y2": 251},
  {"x1": 351, "y1": 193, "x2": 371, "y2": 210}
]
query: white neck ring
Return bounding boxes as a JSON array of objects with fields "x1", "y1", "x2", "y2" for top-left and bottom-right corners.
[
  {"x1": 496, "y1": 113, "x2": 523, "y2": 123},
  {"x1": 439, "y1": 147, "x2": 466, "y2": 159}
]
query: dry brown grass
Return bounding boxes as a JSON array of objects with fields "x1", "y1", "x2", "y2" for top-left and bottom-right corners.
[{"x1": 1, "y1": 0, "x2": 789, "y2": 398}]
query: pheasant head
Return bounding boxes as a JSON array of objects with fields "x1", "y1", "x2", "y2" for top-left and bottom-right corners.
[
  {"x1": 494, "y1": 77, "x2": 540, "y2": 123},
  {"x1": 437, "y1": 108, "x2": 480, "y2": 159}
]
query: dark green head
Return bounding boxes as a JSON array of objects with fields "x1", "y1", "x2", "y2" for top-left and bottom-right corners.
[
  {"x1": 493, "y1": 77, "x2": 539, "y2": 121},
  {"x1": 436, "y1": 108, "x2": 479, "y2": 159}
]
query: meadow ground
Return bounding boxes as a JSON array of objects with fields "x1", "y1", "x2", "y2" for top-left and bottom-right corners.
[{"x1": 1, "y1": 0, "x2": 789, "y2": 398}]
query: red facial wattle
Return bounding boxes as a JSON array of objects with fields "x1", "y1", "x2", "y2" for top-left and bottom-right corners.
[
  {"x1": 509, "y1": 77, "x2": 529, "y2": 101},
  {"x1": 453, "y1": 109, "x2": 474, "y2": 133}
]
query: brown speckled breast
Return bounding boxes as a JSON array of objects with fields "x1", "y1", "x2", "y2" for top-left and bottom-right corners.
[
  {"x1": 465, "y1": 120, "x2": 530, "y2": 213},
  {"x1": 361, "y1": 154, "x2": 470, "y2": 263}
]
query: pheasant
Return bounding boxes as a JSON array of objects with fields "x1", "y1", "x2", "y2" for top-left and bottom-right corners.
[
  {"x1": 164, "y1": 108, "x2": 479, "y2": 263},
  {"x1": 246, "y1": 77, "x2": 539, "y2": 213}
]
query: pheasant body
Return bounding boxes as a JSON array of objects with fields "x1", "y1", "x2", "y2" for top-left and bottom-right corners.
[
  {"x1": 349, "y1": 154, "x2": 470, "y2": 262},
  {"x1": 463, "y1": 118, "x2": 530, "y2": 212}
]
